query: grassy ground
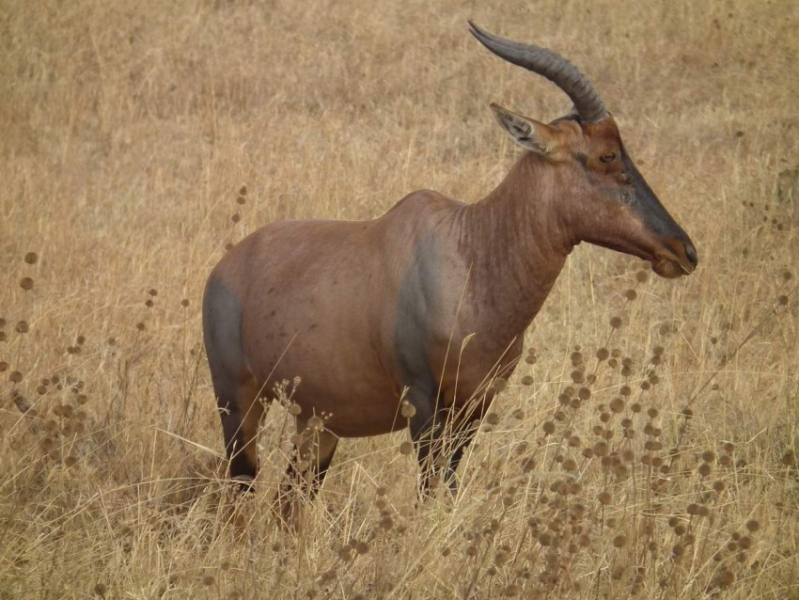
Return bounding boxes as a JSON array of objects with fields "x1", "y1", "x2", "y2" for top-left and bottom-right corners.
[{"x1": 1, "y1": 0, "x2": 798, "y2": 597}]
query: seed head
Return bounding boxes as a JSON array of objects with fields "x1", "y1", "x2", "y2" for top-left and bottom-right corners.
[
  {"x1": 745, "y1": 519, "x2": 760, "y2": 532},
  {"x1": 20, "y1": 277, "x2": 34, "y2": 290},
  {"x1": 16, "y1": 321, "x2": 29, "y2": 334},
  {"x1": 491, "y1": 377, "x2": 508, "y2": 392},
  {"x1": 9, "y1": 370, "x2": 23, "y2": 383},
  {"x1": 636, "y1": 271, "x2": 648, "y2": 283},
  {"x1": 24, "y1": 252, "x2": 39, "y2": 265},
  {"x1": 400, "y1": 401, "x2": 416, "y2": 418},
  {"x1": 352, "y1": 539, "x2": 369, "y2": 555},
  {"x1": 624, "y1": 289, "x2": 637, "y2": 301},
  {"x1": 716, "y1": 569, "x2": 735, "y2": 587},
  {"x1": 610, "y1": 316, "x2": 623, "y2": 329},
  {"x1": 609, "y1": 398, "x2": 625, "y2": 413},
  {"x1": 399, "y1": 441, "x2": 413, "y2": 456},
  {"x1": 596, "y1": 347, "x2": 609, "y2": 361}
]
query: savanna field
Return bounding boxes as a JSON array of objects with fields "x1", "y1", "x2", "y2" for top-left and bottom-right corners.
[{"x1": 1, "y1": 0, "x2": 798, "y2": 597}]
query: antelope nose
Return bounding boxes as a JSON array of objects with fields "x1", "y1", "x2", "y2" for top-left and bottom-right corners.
[{"x1": 684, "y1": 241, "x2": 698, "y2": 269}]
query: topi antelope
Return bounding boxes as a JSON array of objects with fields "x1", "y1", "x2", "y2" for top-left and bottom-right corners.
[{"x1": 203, "y1": 22, "x2": 697, "y2": 523}]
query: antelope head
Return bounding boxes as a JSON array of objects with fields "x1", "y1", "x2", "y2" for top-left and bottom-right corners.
[{"x1": 470, "y1": 22, "x2": 698, "y2": 278}]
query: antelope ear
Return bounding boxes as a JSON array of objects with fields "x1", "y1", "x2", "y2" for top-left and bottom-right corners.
[{"x1": 490, "y1": 103, "x2": 559, "y2": 155}]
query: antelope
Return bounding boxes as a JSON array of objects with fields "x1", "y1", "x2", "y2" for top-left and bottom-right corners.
[{"x1": 202, "y1": 22, "x2": 697, "y2": 522}]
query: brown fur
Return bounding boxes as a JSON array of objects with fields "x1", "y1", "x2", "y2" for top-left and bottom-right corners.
[{"x1": 203, "y1": 45, "x2": 697, "y2": 527}]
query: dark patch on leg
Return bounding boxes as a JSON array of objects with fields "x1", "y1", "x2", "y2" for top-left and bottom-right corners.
[
  {"x1": 395, "y1": 235, "x2": 438, "y2": 391},
  {"x1": 203, "y1": 275, "x2": 263, "y2": 486},
  {"x1": 395, "y1": 235, "x2": 446, "y2": 496}
]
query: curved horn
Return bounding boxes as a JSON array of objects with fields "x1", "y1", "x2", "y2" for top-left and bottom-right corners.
[{"x1": 468, "y1": 21, "x2": 608, "y2": 124}]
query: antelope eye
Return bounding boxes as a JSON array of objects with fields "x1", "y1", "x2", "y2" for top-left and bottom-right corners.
[{"x1": 599, "y1": 152, "x2": 617, "y2": 163}]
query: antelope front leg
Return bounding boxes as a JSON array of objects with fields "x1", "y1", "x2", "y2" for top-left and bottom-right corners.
[{"x1": 407, "y1": 388, "x2": 450, "y2": 498}]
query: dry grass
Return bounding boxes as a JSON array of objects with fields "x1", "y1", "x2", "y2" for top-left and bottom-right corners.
[{"x1": 1, "y1": 0, "x2": 798, "y2": 597}]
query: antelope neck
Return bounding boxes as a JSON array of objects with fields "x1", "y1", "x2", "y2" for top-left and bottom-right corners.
[{"x1": 457, "y1": 155, "x2": 574, "y2": 331}]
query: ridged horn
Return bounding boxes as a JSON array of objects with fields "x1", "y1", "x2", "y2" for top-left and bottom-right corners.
[{"x1": 468, "y1": 21, "x2": 608, "y2": 124}]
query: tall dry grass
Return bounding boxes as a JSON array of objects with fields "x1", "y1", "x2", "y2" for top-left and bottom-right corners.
[{"x1": 1, "y1": 0, "x2": 798, "y2": 597}]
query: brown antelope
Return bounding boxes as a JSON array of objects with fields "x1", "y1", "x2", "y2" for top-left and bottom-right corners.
[{"x1": 203, "y1": 22, "x2": 697, "y2": 522}]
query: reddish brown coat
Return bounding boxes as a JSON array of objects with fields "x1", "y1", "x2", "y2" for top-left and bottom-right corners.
[{"x1": 202, "y1": 24, "x2": 697, "y2": 524}]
